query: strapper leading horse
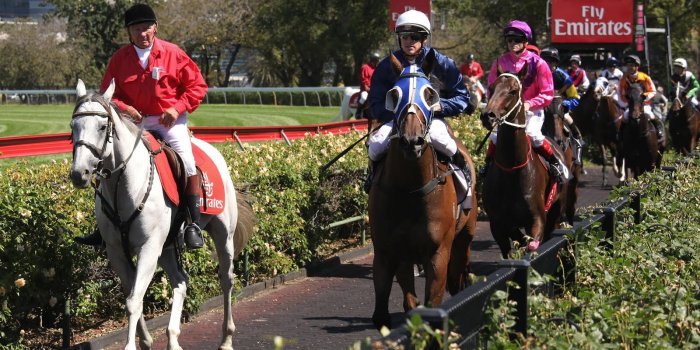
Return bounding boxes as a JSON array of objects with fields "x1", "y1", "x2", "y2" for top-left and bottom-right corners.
[
  {"x1": 482, "y1": 68, "x2": 574, "y2": 258},
  {"x1": 69, "y1": 80, "x2": 255, "y2": 350},
  {"x1": 368, "y1": 54, "x2": 477, "y2": 330}
]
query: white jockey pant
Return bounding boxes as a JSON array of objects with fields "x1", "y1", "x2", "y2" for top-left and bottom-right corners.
[
  {"x1": 142, "y1": 113, "x2": 197, "y2": 176},
  {"x1": 489, "y1": 109, "x2": 546, "y2": 147},
  {"x1": 623, "y1": 105, "x2": 655, "y2": 122},
  {"x1": 368, "y1": 118, "x2": 457, "y2": 161}
]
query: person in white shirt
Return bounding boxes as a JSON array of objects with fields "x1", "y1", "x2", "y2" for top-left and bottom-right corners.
[{"x1": 600, "y1": 56, "x2": 624, "y2": 107}]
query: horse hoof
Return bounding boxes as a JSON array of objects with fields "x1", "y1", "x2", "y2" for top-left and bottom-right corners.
[
  {"x1": 528, "y1": 241, "x2": 540, "y2": 251},
  {"x1": 372, "y1": 313, "x2": 391, "y2": 331}
]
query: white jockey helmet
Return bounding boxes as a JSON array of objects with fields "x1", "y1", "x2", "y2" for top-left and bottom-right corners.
[
  {"x1": 395, "y1": 10, "x2": 431, "y2": 35},
  {"x1": 673, "y1": 58, "x2": 687, "y2": 69}
]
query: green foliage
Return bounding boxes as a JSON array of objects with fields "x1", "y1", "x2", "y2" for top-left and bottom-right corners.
[{"x1": 483, "y1": 160, "x2": 700, "y2": 348}]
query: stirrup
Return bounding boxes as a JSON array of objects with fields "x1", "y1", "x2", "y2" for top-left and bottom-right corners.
[{"x1": 184, "y1": 223, "x2": 204, "y2": 249}]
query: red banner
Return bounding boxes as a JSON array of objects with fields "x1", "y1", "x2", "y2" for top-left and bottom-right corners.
[
  {"x1": 551, "y1": 0, "x2": 633, "y2": 44},
  {"x1": 389, "y1": 0, "x2": 431, "y2": 32}
]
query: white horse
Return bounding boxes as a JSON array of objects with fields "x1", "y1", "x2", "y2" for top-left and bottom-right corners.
[
  {"x1": 69, "y1": 79, "x2": 255, "y2": 350},
  {"x1": 335, "y1": 86, "x2": 360, "y2": 121}
]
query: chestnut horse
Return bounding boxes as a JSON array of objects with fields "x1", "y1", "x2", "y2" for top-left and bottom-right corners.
[
  {"x1": 668, "y1": 84, "x2": 700, "y2": 155},
  {"x1": 368, "y1": 53, "x2": 477, "y2": 330},
  {"x1": 543, "y1": 96, "x2": 579, "y2": 224},
  {"x1": 482, "y1": 66, "x2": 570, "y2": 258},
  {"x1": 620, "y1": 82, "x2": 660, "y2": 178},
  {"x1": 572, "y1": 79, "x2": 623, "y2": 186}
]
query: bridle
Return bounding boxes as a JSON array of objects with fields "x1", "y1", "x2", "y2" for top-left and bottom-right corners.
[
  {"x1": 492, "y1": 73, "x2": 526, "y2": 129},
  {"x1": 71, "y1": 93, "x2": 143, "y2": 179}
]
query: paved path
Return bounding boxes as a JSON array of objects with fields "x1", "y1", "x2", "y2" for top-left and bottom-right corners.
[{"x1": 100, "y1": 166, "x2": 613, "y2": 350}]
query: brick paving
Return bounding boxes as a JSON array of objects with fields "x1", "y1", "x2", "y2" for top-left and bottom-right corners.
[{"x1": 95, "y1": 165, "x2": 613, "y2": 350}]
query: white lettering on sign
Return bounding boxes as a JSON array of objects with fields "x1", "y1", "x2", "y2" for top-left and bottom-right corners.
[
  {"x1": 581, "y1": 5, "x2": 604, "y2": 20},
  {"x1": 554, "y1": 19, "x2": 632, "y2": 36}
]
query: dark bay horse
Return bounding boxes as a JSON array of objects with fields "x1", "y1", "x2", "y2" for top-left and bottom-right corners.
[
  {"x1": 668, "y1": 84, "x2": 700, "y2": 155},
  {"x1": 621, "y1": 82, "x2": 660, "y2": 178},
  {"x1": 482, "y1": 66, "x2": 570, "y2": 258},
  {"x1": 368, "y1": 53, "x2": 477, "y2": 330},
  {"x1": 572, "y1": 78, "x2": 623, "y2": 186},
  {"x1": 543, "y1": 96, "x2": 579, "y2": 224}
]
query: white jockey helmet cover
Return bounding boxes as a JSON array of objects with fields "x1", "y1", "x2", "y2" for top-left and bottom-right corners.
[
  {"x1": 385, "y1": 65, "x2": 440, "y2": 124},
  {"x1": 673, "y1": 58, "x2": 687, "y2": 69},
  {"x1": 395, "y1": 10, "x2": 431, "y2": 34}
]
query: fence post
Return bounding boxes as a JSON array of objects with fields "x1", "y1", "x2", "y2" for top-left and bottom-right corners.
[
  {"x1": 599, "y1": 207, "x2": 616, "y2": 248},
  {"x1": 631, "y1": 191, "x2": 642, "y2": 224},
  {"x1": 407, "y1": 308, "x2": 450, "y2": 350},
  {"x1": 498, "y1": 259, "x2": 529, "y2": 338}
]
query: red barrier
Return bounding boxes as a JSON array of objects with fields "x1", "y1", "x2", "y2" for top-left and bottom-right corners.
[{"x1": 0, "y1": 119, "x2": 369, "y2": 159}]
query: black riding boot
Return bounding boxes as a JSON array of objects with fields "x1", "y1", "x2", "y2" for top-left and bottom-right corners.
[
  {"x1": 363, "y1": 160, "x2": 377, "y2": 194},
  {"x1": 184, "y1": 174, "x2": 204, "y2": 249},
  {"x1": 74, "y1": 228, "x2": 104, "y2": 246},
  {"x1": 651, "y1": 118, "x2": 665, "y2": 143}
]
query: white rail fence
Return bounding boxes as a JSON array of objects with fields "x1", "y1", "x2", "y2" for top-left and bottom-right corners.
[{"x1": 0, "y1": 86, "x2": 356, "y2": 107}]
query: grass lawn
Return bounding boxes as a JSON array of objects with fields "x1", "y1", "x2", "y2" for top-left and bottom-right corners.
[{"x1": 0, "y1": 104, "x2": 340, "y2": 137}]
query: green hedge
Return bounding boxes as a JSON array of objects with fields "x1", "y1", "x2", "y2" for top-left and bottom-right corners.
[{"x1": 485, "y1": 160, "x2": 700, "y2": 348}]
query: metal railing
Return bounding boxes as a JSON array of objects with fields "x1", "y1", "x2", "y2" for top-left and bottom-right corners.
[
  {"x1": 0, "y1": 86, "x2": 353, "y2": 107},
  {"x1": 374, "y1": 188, "x2": 646, "y2": 349}
]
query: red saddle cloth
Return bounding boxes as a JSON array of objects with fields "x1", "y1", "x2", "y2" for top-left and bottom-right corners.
[
  {"x1": 535, "y1": 155, "x2": 559, "y2": 213},
  {"x1": 144, "y1": 133, "x2": 225, "y2": 215}
]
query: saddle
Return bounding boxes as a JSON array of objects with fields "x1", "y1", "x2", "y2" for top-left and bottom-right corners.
[{"x1": 143, "y1": 132, "x2": 225, "y2": 215}]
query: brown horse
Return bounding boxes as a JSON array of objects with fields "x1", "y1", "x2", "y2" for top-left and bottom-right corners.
[
  {"x1": 572, "y1": 79, "x2": 623, "y2": 186},
  {"x1": 482, "y1": 66, "x2": 570, "y2": 258},
  {"x1": 368, "y1": 53, "x2": 477, "y2": 330},
  {"x1": 620, "y1": 82, "x2": 660, "y2": 179},
  {"x1": 668, "y1": 85, "x2": 700, "y2": 155},
  {"x1": 543, "y1": 96, "x2": 580, "y2": 224}
]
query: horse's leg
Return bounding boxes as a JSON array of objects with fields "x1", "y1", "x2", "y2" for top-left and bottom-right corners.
[
  {"x1": 447, "y1": 224, "x2": 472, "y2": 294},
  {"x1": 372, "y1": 251, "x2": 398, "y2": 330},
  {"x1": 208, "y1": 216, "x2": 237, "y2": 350},
  {"x1": 394, "y1": 261, "x2": 418, "y2": 312},
  {"x1": 601, "y1": 145, "x2": 608, "y2": 187},
  {"x1": 103, "y1": 245, "x2": 153, "y2": 350},
  {"x1": 158, "y1": 246, "x2": 188, "y2": 350},
  {"x1": 424, "y1": 243, "x2": 451, "y2": 307},
  {"x1": 490, "y1": 221, "x2": 511, "y2": 259},
  {"x1": 124, "y1": 241, "x2": 164, "y2": 350}
]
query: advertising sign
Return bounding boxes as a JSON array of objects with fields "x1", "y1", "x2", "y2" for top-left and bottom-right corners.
[
  {"x1": 551, "y1": 0, "x2": 633, "y2": 44},
  {"x1": 389, "y1": 0, "x2": 431, "y2": 31}
]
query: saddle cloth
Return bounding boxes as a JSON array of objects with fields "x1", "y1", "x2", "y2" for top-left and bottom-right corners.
[
  {"x1": 143, "y1": 132, "x2": 225, "y2": 215},
  {"x1": 535, "y1": 155, "x2": 560, "y2": 213}
]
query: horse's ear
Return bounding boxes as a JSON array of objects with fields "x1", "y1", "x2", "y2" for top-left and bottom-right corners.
[
  {"x1": 516, "y1": 62, "x2": 529, "y2": 82},
  {"x1": 421, "y1": 48, "x2": 435, "y2": 76},
  {"x1": 103, "y1": 78, "x2": 115, "y2": 101},
  {"x1": 390, "y1": 54, "x2": 403, "y2": 76},
  {"x1": 76, "y1": 79, "x2": 87, "y2": 98}
]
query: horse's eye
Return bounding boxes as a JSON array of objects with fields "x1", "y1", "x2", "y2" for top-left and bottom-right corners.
[
  {"x1": 99, "y1": 125, "x2": 107, "y2": 131},
  {"x1": 509, "y1": 89, "x2": 518, "y2": 96}
]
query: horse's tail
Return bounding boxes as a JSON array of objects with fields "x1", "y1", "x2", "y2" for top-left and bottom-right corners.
[{"x1": 233, "y1": 189, "x2": 256, "y2": 258}]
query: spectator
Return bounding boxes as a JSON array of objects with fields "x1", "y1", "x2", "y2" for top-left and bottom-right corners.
[{"x1": 356, "y1": 51, "x2": 381, "y2": 119}]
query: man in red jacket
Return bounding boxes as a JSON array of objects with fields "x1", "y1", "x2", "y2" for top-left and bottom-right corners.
[
  {"x1": 356, "y1": 52, "x2": 380, "y2": 119},
  {"x1": 76, "y1": 3, "x2": 208, "y2": 249}
]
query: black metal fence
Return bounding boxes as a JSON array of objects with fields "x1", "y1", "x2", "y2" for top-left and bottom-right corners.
[{"x1": 379, "y1": 190, "x2": 644, "y2": 349}]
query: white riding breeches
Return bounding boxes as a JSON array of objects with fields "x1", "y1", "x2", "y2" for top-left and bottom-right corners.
[
  {"x1": 142, "y1": 113, "x2": 197, "y2": 176},
  {"x1": 623, "y1": 105, "x2": 654, "y2": 122},
  {"x1": 368, "y1": 118, "x2": 457, "y2": 161},
  {"x1": 489, "y1": 109, "x2": 546, "y2": 147}
]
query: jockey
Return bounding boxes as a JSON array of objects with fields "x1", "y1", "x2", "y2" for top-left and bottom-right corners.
[
  {"x1": 75, "y1": 3, "x2": 207, "y2": 249},
  {"x1": 568, "y1": 54, "x2": 590, "y2": 95},
  {"x1": 540, "y1": 47, "x2": 585, "y2": 158},
  {"x1": 356, "y1": 51, "x2": 381, "y2": 119},
  {"x1": 619, "y1": 54, "x2": 664, "y2": 142},
  {"x1": 601, "y1": 56, "x2": 624, "y2": 106},
  {"x1": 482, "y1": 20, "x2": 568, "y2": 182},
  {"x1": 670, "y1": 58, "x2": 700, "y2": 109},
  {"x1": 365, "y1": 9, "x2": 474, "y2": 194}
]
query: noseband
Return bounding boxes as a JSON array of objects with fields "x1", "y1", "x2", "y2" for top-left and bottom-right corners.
[{"x1": 71, "y1": 93, "x2": 143, "y2": 179}]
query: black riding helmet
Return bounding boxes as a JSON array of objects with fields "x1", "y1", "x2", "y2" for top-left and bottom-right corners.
[
  {"x1": 124, "y1": 3, "x2": 157, "y2": 27},
  {"x1": 370, "y1": 51, "x2": 381, "y2": 61},
  {"x1": 540, "y1": 47, "x2": 560, "y2": 63}
]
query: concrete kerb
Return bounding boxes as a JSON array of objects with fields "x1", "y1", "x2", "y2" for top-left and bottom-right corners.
[{"x1": 76, "y1": 244, "x2": 374, "y2": 350}]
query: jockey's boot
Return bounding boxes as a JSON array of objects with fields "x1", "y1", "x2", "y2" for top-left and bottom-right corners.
[
  {"x1": 363, "y1": 160, "x2": 377, "y2": 194},
  {"x1": 74, "y1": 227, "x2": 104, "y2": 246},
  {"x1": 184, "y1": 174, "x2": 204, "y2": 249},
  {"x1": 535, "y1": 139, "x2": 567, "y2": 183},
  {"x1": 478, "y1": 141, "x2": 495, "y2": 177},
  {"x1": 651, "y1": 118, "x2": 666, "y2": 143}
]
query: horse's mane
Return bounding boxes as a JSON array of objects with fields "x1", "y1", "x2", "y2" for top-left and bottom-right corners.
[{"x1": 82, "y1": 91, "x2": 141, "y2": 135}]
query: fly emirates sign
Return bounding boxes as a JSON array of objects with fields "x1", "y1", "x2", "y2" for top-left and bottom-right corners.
[{"x1": 551, "y1": 0, "x2": 633, "y2": 44}]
